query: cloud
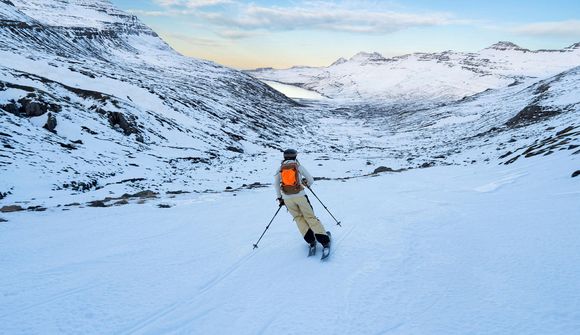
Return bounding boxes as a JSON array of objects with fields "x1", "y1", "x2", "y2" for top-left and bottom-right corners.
[
  {"x1": 204, "y1": 2, "x2": 462, "y2": 34},
  {"x1": 216, "y1": 29, "x2": 261, "y2": 39},
  {"x1": 153, "y1": 0, "x2": 233, "y2": 8},
  {"x1": 163, "y1": 32, "x2": 226, "y2": 47},
  {"x1": 512, "y1": 20, "x2": 580, "y2": 38},
  {"x1": 140, "y1": 0, "x2": 468, "y2": 37}
]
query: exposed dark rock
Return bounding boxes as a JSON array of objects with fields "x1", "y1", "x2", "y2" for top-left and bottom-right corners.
[
  {"x1": 169, "y1": 157, "x2": 210, "y2": 164},
  {"x1": 104, "y1": 178, "x2": 146, "y2": 187},
  {"x1": 132, "y1": 190, "x2": 158, "y2": 198},
  {"x1": 373, "y1": 166, "x2": 395, "y2": 174},
  {"x1": 1, "y1": 95, "x2": 60, "y2": 118},
  {"x1": 419, "y1": 162, "x2": 436, "y2": 169},
  {"x1": 0, "y1": 205, "x2": 24, "y2": 213},
  {"x1": 107, "y1": 111, "x2": 143, "y2": 142},
  {"x1": 534, "y1": 83, "x2": 550, "y2": 94},
  {"x1": 572, "y1": 170, "x2": 580, "y2": 178},
  {"x1": 0, "y1": 190, "x2": 10, "y2": 200},
  {"x1": 43, "y1": 112, "x2": 57, "y2": 133},
  {"x1": 506, "y1": 105, "x2": 560, "y2": 128},
  {"x1": 22, "y1": 99, "x2": 48, "y2": 117},
  {"x1": 158, "y1": 204, "x2": 173, "y2": 208},
  {"x1": 114, "y1": 199, "x2": 129, "y2": 206},
  {"x1": 87, "y1": 201, "x2": 108, "y2": 208},
  {"x1": 246, "y1": 182, "x2": 267, "y2": 189},
  {"x1": 556, "y1": 126, "x2": 575, "y2": 136},
  {"x1": 167, "y1": 190, "x2": 190, "y2": 195},
  {"x1": 525, "y1": 149, "x2": 546, "y2": 158},
  {"x1": 499, "y1": 151, "x2": 513, "y2": 159},
  {"x1": 64, "y1": 202, "x2": 81, "y2": 207},
  {"x1": 0, "y1": 218, "x2": 7, "y2": 223},
  {"x1": 1, "y1": 102, "x2": 19, "y2": 114},
  {"x1": 223, "y1": 131, "x2": 245, "y2": 142},
  {"x1": 59, "y1": 142, "x2": 76, "y2": 150},
  {"x1": 62, "y1": 180, "x2": 97, "y2": 192},
  {"x1": 81, "y1": 126, "x2": 98, "y2": 135},
  {"x1": 71, "y1": 140, "x2": 83, "y2": 145},
  {"x1": 27, "y1": 206, "x2": 47, "y2": 212},
  {"x1": 226, "y1": 146, "x2": 244, "y2": 153}
]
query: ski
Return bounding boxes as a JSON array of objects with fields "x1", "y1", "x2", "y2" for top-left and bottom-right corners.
[
  {"x1": 308, "y1": 244, "x2": 317, "y2": 257},
  {"x1": 321, "y1": 231, "x2": 332, "y2": 260}
]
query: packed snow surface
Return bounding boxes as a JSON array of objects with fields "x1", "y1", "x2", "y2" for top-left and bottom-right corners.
[{"x1": 1, "y1": 153, "x2": 579, "y2": 334}]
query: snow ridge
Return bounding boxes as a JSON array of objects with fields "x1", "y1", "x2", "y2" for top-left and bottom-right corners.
[{"x1": 247, "y1": 41, "x2": 580, "y2": 102}]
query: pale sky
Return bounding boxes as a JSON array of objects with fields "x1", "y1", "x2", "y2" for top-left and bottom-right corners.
[{"x1": 110, "y1": 0, "x2": 580, "y2": 69}]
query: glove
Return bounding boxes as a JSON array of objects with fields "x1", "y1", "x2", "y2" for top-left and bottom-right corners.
[
  {"x1": 301, "y1": 178, "x2": 309, "y2": 187},
  {"x1": 277, "y1": 197, "x2": 285, "y2": 207}
]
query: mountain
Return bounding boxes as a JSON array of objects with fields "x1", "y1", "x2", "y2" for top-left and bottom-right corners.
[
  {"x1": 247, "y1": 42, "x2": 580, "y2": 103},
  {"x1": 0, "y1": 0, "x2": 317, "y2": 204},
  {"x1": 485, "y1": 41, "x2": 528, "y2": 51},
  {"x1": 0, "y1": 1, "x2": 578, "y2": 210},
  {"x1": 348, "y1": 51, "x2": 387, "y2": 64}
]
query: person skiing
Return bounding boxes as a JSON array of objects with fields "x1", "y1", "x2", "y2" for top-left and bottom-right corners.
[{"x1": 275, "y1": 149, "x2": 331, "y2": 257}]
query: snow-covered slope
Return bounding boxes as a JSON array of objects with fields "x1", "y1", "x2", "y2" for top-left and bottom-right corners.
[
  {"x1": 248, "y1": 42, "x2": 580, "y2": 103},
  {"x1": 1, "y1": 150, "x2": 578, "y2": 334},
  {"x1": 0, "y1": 1, "x2": 579, "y2": 333},
  {"x1": 0, "y1": 0, "x2": 317, "y2": 204},
  {"x1": 0, "y1": 1, "x2": 578, "y2": 214}
]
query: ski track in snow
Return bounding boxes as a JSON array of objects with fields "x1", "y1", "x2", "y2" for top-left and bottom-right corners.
[
  {"x1": 473, "y1": 172, "x2": 528, "y2": 193},
  {"x1": 1, "y1": 154, "x2": 580, "y2": 334},
  {"x1": 121, "y1": 251, "x2": 257, "y2": 334}
]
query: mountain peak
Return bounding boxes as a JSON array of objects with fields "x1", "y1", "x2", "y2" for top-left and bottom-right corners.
[
  {"x1": 486, "y1": 41, "x2": 526, "y2": 51},
  {"x1": 349, "y1": 51, "x2": 386, "y2": 63},
  {"x1": 330, "y1": 57, "x2": 347, "y2": 66},
  {"x1": 9, "y1": 0, "x2": 143, "y2": 30}
]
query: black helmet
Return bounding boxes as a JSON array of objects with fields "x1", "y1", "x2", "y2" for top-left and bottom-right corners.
[{"x1": 283, "y1": 148, "x2": 297, "y2": 160}]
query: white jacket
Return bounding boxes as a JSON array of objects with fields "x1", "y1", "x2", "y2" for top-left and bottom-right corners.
[{"x1": 274, "y1": 160, "x2": 315, "y2": 199}]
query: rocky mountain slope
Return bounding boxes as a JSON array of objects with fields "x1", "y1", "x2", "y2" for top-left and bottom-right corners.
[
  {"x1": 248, "y1": 42, "x2": 580, "y2": 103},
  {"x1": 0, "y1": 0, "x2": 318, "y2": 205},
  {"x1": 0, "y1": 0, "x2": 578, "y2": 212}
]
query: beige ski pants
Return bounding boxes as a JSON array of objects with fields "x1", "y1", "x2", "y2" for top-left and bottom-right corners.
[{"x1": 284, "y1": 195, "x2": 326, "y2": 237}]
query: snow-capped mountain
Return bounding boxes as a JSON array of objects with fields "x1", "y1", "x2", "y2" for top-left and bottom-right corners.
[
  {"x1": 0, "y1": 0, "x2": 318, "y2": 204},
  {"x1": 0, "y1": 0, "x2": 578, "y2": 211},
  {"x1": 248, "y1": 41, "x2": 580, "y2": 102}
]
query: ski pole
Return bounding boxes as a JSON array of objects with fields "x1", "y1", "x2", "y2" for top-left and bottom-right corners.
[
  {"x1": 305, "y1": 185, "x2": 342, "y2": 227},
  {"x1": 253, "y1": 204, "x2": 283, "y2": 249}
]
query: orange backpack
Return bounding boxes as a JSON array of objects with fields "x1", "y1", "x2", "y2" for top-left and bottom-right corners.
[{"x1": 280, "y1": 161, "x2": 303, "y2": 194}]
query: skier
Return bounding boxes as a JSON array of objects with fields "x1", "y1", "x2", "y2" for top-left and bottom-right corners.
[{"x1": 275, "y1": 149, "x2": 331, "y2": 258}]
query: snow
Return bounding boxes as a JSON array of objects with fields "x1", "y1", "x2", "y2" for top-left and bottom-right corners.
[
  {"x1": 247, "y1": 45, "x2": 580, "y2": 103},
  {"x1": 13, "y1": 0, "x2": 129, "y2": 29},
  {"x1": 1, "y1": 152, "x2": 579, "y2": 334}
]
